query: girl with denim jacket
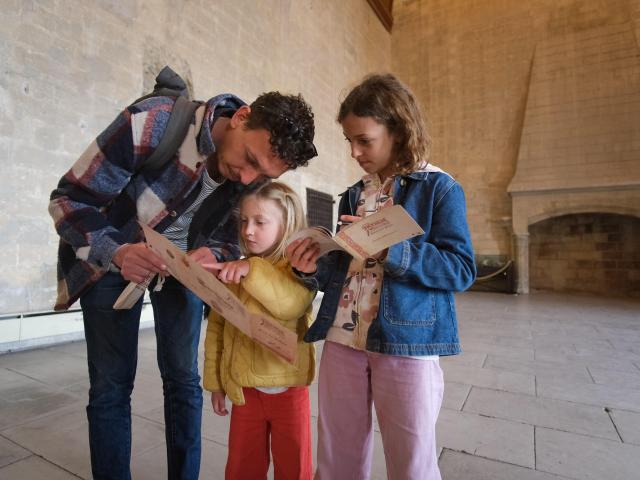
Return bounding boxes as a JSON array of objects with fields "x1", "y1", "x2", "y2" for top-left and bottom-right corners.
[{"x1": 286, "y1": 74, "x2": 476, "y2": 479}]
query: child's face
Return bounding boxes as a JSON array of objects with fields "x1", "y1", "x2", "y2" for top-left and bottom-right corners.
[
  {"x1": 239, "y1": 197, "x2": 283, "y2": 256},
  {"x1": 341, "y1": 113, "x2": 397, "y2": 180}
]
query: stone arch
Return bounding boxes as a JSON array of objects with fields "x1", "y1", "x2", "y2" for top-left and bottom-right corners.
[{"x1": 527, "y1": 205, "x2": 640, "y2": 230}]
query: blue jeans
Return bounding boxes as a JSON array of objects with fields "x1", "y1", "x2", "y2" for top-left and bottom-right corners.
[{"x1": 80, "y1": 273, "x2": 204, "y2": 480}]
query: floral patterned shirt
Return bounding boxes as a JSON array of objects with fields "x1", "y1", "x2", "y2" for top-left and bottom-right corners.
[{"x1": 326, "y1": 173, "x2": 395, "y2": 349}]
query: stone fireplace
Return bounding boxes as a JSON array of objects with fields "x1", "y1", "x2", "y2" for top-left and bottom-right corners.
[
  {"x1": 529, "y1": 213, "x2": 640, "y2": 297},
  {"x1": 508, "y1": 23, "x2": 640, "y2": 295}
]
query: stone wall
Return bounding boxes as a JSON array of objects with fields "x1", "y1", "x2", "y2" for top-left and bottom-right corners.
[
  {"x1": 392, "y1": 0, "x2": 640, "y2": 260},
  {"x1": 529, "y1": 213, "x2": 640, "y2": 297},
  {"x1": 0, "y1": 0, "x2": 391, "y2": 314},
  {"x1": 6, "y1": 0, "x2": 640, "y2": 313}
]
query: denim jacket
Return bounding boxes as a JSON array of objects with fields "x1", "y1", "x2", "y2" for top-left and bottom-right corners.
[{"x1": 302, "y1": 169, "x2": 476, "y2": 356}]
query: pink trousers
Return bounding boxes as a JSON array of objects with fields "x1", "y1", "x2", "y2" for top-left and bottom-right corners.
[{"x1": 315, "y1": 341, "x2": 444, "y2": 480}]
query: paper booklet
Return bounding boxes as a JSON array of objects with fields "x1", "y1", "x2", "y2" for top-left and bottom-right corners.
[
  {"x1": 286, "y1": 204, "x2": 424, "y2": 261},
  {"x1": 112, "y1": 273, "x2": 154, "y2": 310},
  {"x1": 113, "y1": 223, "x2": 297, "y2": 364}
]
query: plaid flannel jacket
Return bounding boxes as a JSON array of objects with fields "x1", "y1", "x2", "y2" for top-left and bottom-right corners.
[{"x1": 49, "y1": 94, "x2": 247, "y2": 310}]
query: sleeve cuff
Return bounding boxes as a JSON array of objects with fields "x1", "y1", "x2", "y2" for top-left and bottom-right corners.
[
  {"x1": 384, "y1": 241, "x2": 409, "y2": 277},
  {"x1": 292, "y1": 267, "x2": 316, "y2": 278},
  {"x1": 87, "y1": 234, "x2": 126, "y2": 271}
]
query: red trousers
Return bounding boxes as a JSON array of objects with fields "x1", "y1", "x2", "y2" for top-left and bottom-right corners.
[{"x1": 225, "y1": 386, "x2": 312, "y2": 480}]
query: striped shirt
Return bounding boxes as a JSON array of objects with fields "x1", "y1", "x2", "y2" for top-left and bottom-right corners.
[{"x1": 163, "y1": 168, "x2": 222, "y2": 251}]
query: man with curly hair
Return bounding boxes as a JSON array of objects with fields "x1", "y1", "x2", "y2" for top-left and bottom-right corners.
[{"x1": 49, "y1": 88, "x2": 317, "y2": 480}]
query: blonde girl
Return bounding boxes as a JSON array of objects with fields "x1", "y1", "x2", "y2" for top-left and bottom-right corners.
[
  {"x1": 203, "y1": 181, "x2": 315, "y2": 480},
  {"x1": 287, "y1": 74, "x2": 476, "y2": 479}
]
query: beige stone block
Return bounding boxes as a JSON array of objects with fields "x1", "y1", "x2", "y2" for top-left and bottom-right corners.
[
  {"x1": 437, "y1": 409, "x2": 534, "y2": 468},
  {"x1": 537, "y1": 427, "x2": 640, "y2": 480},
  {"x1": 439, "y1": 450, "x2": 567, "y2": 480},
  {"x1": 0, "y1": 456, "x2": 79, "y2": 480}
]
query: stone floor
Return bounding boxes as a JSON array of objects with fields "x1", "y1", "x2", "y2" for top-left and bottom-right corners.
[{"x1": 0, "y1": 291, "x2": 639, "y2": 479}]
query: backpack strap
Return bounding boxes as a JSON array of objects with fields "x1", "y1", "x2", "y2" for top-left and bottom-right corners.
[
  {"x1": 142, "y1": 95, "x2": 203, "y2": 172},
  {"x1": 131, "y1": 66, "x2": 190, "y2": 104}
]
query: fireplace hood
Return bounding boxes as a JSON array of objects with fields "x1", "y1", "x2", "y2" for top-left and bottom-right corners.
[{"x1": 508, "y1": 23, "x2": 640, "y2": 293}]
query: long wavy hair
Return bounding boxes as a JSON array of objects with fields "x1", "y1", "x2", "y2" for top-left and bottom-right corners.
[
  {"x1": 337, "y1": 73, "x2": 432, "y2": 175},
  {"x1": 237, "y1": 181, "x2": 306, "y2": 262}
]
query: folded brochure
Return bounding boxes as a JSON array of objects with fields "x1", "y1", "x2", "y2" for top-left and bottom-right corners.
[
  {"x1": 286, "y1": 204, "x2": 424, "y2": 261},
  {"x1": 113, "y1": 223, "x2": 297, "y2": 364}
]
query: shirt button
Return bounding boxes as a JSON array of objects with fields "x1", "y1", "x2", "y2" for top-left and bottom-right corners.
[
  {"x1": 400, "y1": 179, "x2": 406, "y2": 186},
  {"x1": 169, "y1": 210, "x2": 177, "y2": 217}
]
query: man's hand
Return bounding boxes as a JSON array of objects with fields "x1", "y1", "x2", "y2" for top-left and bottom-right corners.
[
  {"x1": 214, "y1": 259, "x2": 250, "y2": 284},
  {"x1": 112, "y1": 243, "x2": 167, "y2": 283},
  {"x1": 211, "y1": 392, "x2": 229, "y2": 416},
  {"x1": 285, "y1": 238, "x2": 320, "y2": 274},
  {"x1": 188, "y1": 247, "x2": 220, "y2": 272}
]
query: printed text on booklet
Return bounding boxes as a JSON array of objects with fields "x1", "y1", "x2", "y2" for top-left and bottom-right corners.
[{"x1": 287, "y1": 204, "x2": 424, "y2": 261}]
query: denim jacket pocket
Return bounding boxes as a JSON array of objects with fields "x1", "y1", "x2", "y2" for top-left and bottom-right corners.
[{"x1": 381, "y1": 282, "x2": 436, "y2": 326}]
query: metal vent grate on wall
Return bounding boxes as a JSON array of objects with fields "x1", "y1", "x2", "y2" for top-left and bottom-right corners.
[{"x1": 306, "y1": 188, "x2": 334, "y2": 232}]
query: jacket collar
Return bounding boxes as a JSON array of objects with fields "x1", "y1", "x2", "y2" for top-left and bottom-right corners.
[
  {"x1": 198, "y1": 94, "x2": 247, "y2": 156},
  {"x1": 405, "y1": 170, "x2": 430, "y2": 180},
  {"x1": 341, "y1": 170, "x2": 432, "y2": 195},
  {"x1": 341, "y1": 162, "x2": 448, "y2": 193}
]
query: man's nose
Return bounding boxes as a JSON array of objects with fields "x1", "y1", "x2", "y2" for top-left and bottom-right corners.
[{"x1": 239, "y1": 167, "x2": 260, "y2": 185}]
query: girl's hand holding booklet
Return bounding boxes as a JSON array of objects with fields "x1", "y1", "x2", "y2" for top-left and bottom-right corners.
[{"x1": 286, "y1": 204, "x2": 424, "y2": 261}]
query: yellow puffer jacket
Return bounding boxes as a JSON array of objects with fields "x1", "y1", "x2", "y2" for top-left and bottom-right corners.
[{"x1": 203, "y1": 256, "x2": 316, "y2": 405}]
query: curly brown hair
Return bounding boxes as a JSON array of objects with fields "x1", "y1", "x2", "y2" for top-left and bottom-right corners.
[
  {"x1": 337, "y1": 73, "x2": 431, "y2": 175},
  {"x1": 246, "y1": 92, "x2": 317, "y2": 170}
]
